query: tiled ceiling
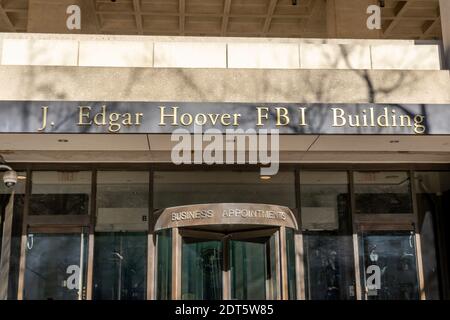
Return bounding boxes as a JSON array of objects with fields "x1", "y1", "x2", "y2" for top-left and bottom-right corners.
[{"x1": 0, "y1": 0, "x2": 443, "y2": 39}]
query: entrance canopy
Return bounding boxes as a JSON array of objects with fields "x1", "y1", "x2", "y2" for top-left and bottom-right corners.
[{"x1": 154, "y1": 203, "x2": 298, "y2": 231}]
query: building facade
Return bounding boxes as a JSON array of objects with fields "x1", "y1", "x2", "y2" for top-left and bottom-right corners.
[{"x1": 0, "y1": 0, "x2": 450, "y2": 300}]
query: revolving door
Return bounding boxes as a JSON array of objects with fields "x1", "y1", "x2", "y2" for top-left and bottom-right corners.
[{"x1": 154, "y1": 203, "x2": 298, "y2": 300}]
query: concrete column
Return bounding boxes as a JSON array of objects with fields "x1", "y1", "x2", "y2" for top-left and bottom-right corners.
[{"x1": 440, "y1": 0, "x2": 450, "y2": 69}]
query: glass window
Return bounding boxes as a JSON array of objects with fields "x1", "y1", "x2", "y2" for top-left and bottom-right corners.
[
  {"x1": 24, "y1": 231, "x2": 88, "y2": 300},
  {"x1": 154, "y1": 171, "x2": 295, "y2": 209},
  {"x1": 95, "y1": 171, "x2": 149, "y2": 232},
  {"x1": 181, "y1": 238, "x2": 222, "y2": 300},
  {"x1": 93, "y1": 171, "x2": 149, "y2": 300},
  {"x1": 286, "y1": 228, "x2": 297, "y2": 300},
  {"x1": 300, "y1": 171, "x2": 355, "y2": 300},
  {"x1": 230, "y1": 234, "x2": 279, "y2": 300},
  {"x1": 354, "y1": 171, "x2": 412, "y2": 214},
  {"x1": 30, "y1": 171, "x2": 91, "y2": 215},
  {"x1": 156, "y1": 229, "x2": 172, "y2": 300},
  {"x1": 304, "y1": 235, "x2": 356, "y2": 300},
  {"x1": 0, "y1": 171, "x2": 26, "y2": 299},
  {"x1": 93, "y1": 232, "x2": 147, "y2": 300},
  {"x1": 414, "y1": 171, "x2": 450, "y2": 299},
  {"x1": 359, "y1": 231, "x2": 419, "y2": 300},
  {"x1": 300, "y1": 171, "x2": 349, "y2": 231}
]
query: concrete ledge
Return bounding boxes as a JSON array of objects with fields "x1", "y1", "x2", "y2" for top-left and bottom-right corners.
[
  {"x1": 300, "y1": 44, "x2": 372, "y2": 69},
  {"x1": 0, "y1": 33, "x2": 443, "y2": 70},
  {"x1": 79, "y1": 40, "x2": 154, "y2": 67},
  {"x1": 227, "y1": 43, "x2": 300, "y2": 69},
  {"x1": 371, "y1": 44, "x2": 442, "y2": 70},
  {"x1": 154, "y1": 42, "x2": 226, "y2": 68},
  {"x1": 1, "y1": 39, "x2": 78, "y2": 66},
  {"x1": 0, "y1": 66, "x2": 448, "y2": 104}
]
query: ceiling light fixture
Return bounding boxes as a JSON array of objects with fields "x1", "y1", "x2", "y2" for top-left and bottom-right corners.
[{"x1": 260, "y1": 175, "x2": 272, "y2": 180}]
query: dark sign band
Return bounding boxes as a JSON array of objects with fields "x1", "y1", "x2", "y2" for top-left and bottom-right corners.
[{"x1": 1, "y1": 101, "x2": 449, "y2": 135}]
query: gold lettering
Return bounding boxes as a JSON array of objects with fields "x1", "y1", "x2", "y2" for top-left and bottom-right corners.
[
  {"x1": 256, "y1": 107, "x2": 269, "y2": 126},
  {"x1": 122, "y1": 113, "x2": 133, "y2": 126},
  {"x1": 233, "y1": 113, "x2": 241, "y2": 126},
  {"x1": 377, "y1": 107, "x2": 389, "y2": 127},
  {"x1": 332, "y1": 108, "x2": 346, "y2": 126},
  {"x1": 276, "y1": 107, "x2": 290, "y2": 126},
  {"x1": 298, "y1": 107, "x2": 307, "y2": 126},
  {"x1": 413, "y1": 115, "x2": 426, "y2": 134},
  {"x1": 135, "y1": 113, "x2": 144, "y2": 125},
  {"x1": 78, "y1": 106, "x2": 92, "y2": 125},
  {"x1": 37, "y1": 106, "x2": 48, "y2": 131},
  {"x1": 180, "y1": 113, "x2": 193, "y2": 126},
  {"x1": 94, "y1": 105, "x2": 107, "y2": 126},
  {"x1": 159, "y1": 106, "x2": 178, "y2": 126},
  {"x1": 220, "y1": 114, "x2": 231, "y2": 126},
  {"x1": 195, "y1": 113, "x2": 207, "y2": 126},
  {"x1": 108, "y1": 113, "x2": 121, "y2": 133},
  {"x1": 399, "y1": 115, "x2": 412, "y2": 127}
]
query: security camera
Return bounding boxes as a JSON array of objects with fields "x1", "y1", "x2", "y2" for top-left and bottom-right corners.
[
  {"x1": 3, "y1": 170, "x2": 18, "y2": 188},
  {"x1": 0, "y1": 164, "x2": 17, "y2": 188}
]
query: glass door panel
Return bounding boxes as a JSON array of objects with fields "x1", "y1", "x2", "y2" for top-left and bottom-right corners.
[
  {"x1": 23, "y1": 231, "x2": 88, "y2": 300},
  {"x1": 181, "y1": 237, "x2": 222, "y2": 300},
  {"x1": 93, "y1": 232, "x2": 147, "y2": 300},
  {"x1": 360, "y1": 231, "x2": 420, "y2": 300},
  {"x1": 304, "y1": 234, "x2": 356, "y2": 300},
  {"x1": 156, "y1": 229, "x2": 172, "y2": 300},
  {"x1": 230, "y1": 233, "x2": 279, "y2": 300}
]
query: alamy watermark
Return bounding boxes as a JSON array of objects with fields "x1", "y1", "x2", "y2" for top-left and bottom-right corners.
[{"x1": 171, "y1": 125, "x2": 280, "y2": 176}]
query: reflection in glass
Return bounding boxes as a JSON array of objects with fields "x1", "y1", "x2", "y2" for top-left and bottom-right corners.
[
  {"x1": 0, "y1": 172, "x2": 26, "y2": 299},
  {"x1": 300, "y1": 171, "x2": 349, "y2": 231},
  {"x1": 154, "y1": 171, "x2": 295, "y2": 209},
  {"x1": 360, "y1": 232, "x2": 419, "y2": 300},
  {"x1": 24, "y1": 232, "x2": 88, "y2": 300},
  {"x1": 286, "y1": 228, "x2": 297, "y2": 300},
  {"x1": 93, "y1": 232, "x2": 147, "y2": 300},
  {"x1": 93, "y1": 171, "x2": 149, "y2": 300},
  {"x1": 230, "y1": 235, "x2": 278, "y2": 300},
  {"x1": 354, "y1": 171, "x2": 412, "y2": 214},
  {"x1": 30, "y1": 171, "x2": 91, "y2": 215},
  {"x1": 300, "y1": 171, "x2": 355, "y2": 300},
  {"x1": 96, "y1": 171, "x2": 149, "y2": 232},
  {"x1": 415, "y1": 171, "x2": 450, "y2": 299},
  {"x1": 181, "y1": 238, "x2": 222, "y2": 300},
  {"x1": 304, "y1": 235, "x2": 355, "y2": 300},
  {"x1": 156, "y1": 229, "x2": 172, "y2": 300}
]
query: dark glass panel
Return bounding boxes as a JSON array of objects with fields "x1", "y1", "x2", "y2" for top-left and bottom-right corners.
[
  {"x1": 156, "y1": 229, "x2": 172, "y2": 300},
  {"x1": 360, "y1": 232, "x2": 419, "y2": 300},
  {"x1": 30, "y1": 171, "x2": 91, "y2": 215},
  {"x1": 286, "y1": 228, "x2": 297, "y2": 300},
  {"x1": 181, "y1": 238, "x2": 222, "y2": 300},
  {"x1": 300, "y1": 171, "x2": 349, "y2": 232},
  {"x1": 304, "y1": 234, "x2": 356, "y2": 300},
  {"x1": 24, "y1": 232, "x2": 88, "y2": 300},
  {"x1": 414, "y1": 171, "x2": 450, "y2": 299},
  {"x1": 154, "y1": 171, "x2": 295, "y2": 209},
  {"x1": 93, "y1": 232, "x2": 147, "y2": 300},
  {"x1": 354, "y1": 171, "x2": 412, "y2": 214},
  {"x1": 230, "y1": 235, "x2": 278, "y2": 300}
]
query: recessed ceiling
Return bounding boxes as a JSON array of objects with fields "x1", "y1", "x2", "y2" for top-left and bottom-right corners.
[{"x1": 0, "y1": 0, "x2": 443, "y2": 40}]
